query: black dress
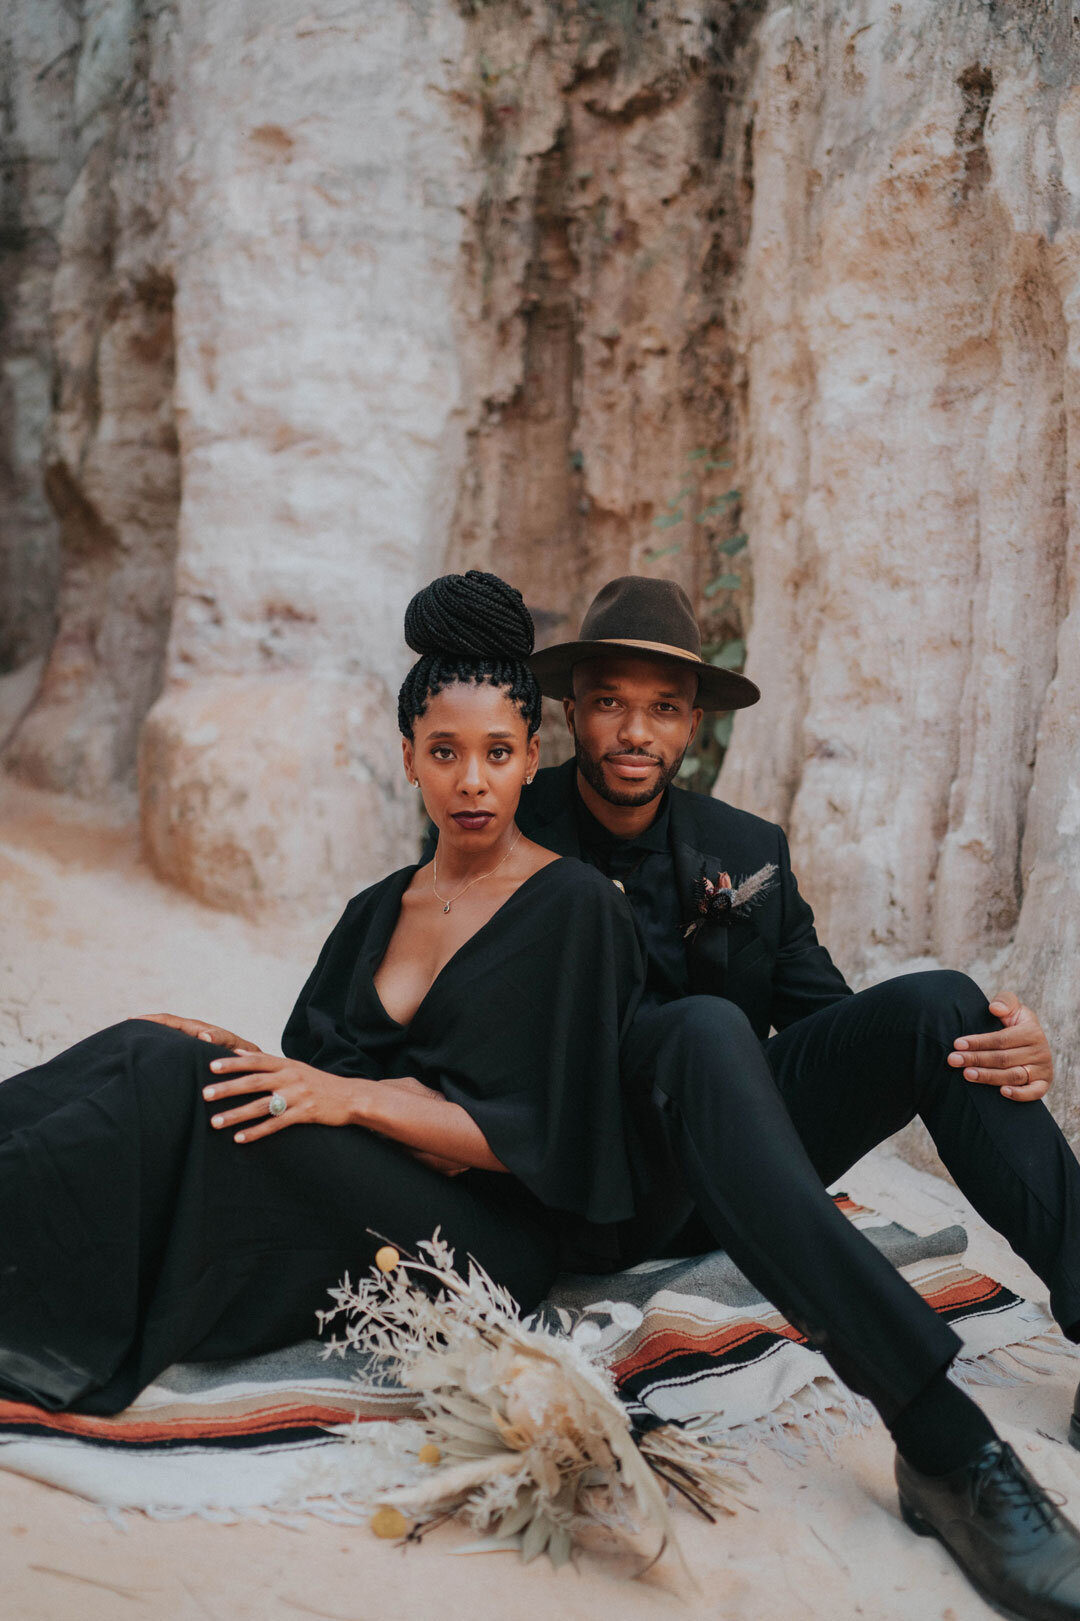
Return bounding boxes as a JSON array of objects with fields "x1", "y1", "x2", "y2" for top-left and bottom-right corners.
[{"x1": 0, "y1": 858, "x2": 644, "y2": 1415}]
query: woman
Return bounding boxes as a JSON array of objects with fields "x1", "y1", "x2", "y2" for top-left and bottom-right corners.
[{"x1": 0, "y1": 572, "x2": 645, "y2": 1416}]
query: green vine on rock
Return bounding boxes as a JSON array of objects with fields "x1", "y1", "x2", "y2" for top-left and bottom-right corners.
[{"x1": 642, "y1": 445, "x2": 750, "y2": 797}]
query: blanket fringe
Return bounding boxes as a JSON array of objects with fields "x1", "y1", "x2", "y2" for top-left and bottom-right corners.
[
  {"x1": 694, "y1": 1377, "x2": 877, "y2": 1466},
  {"x1": 952, "y1": 1333, "x2": 1080, "y2": 1389}
]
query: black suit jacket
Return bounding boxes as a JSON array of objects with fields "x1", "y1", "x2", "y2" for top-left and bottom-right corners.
[{"x1": 514, "y1": 760, "x2": 852, "y2": 1038}]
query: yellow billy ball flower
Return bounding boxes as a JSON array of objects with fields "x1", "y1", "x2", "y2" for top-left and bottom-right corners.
[{"x1": 370, "y1": 1505, "x2": 409, "y2": 1540}]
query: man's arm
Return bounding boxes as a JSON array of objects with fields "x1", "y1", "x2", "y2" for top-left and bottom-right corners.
[{"x1": 768, "y1": 827, "x2": 853, "y2": 1032}]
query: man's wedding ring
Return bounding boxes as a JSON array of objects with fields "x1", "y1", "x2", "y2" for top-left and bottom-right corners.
[{"x1": 268, "y1": 1092, "x2": 288, "y2": 1117}]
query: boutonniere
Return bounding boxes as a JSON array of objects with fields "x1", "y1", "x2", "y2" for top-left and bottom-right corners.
[{"x1": 683, "y1": 863, "x2": 779, "y2": 940}]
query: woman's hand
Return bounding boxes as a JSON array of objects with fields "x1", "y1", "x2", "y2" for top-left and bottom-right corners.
[
  {"x1": 203, "y1": 1055, "x2": 504, "y2": 1173},
  {"x1": 202, "y1": 1052, "x2": 364, "y2": 1142},
  {"x1": 134, "y1": 1013, "x2": 262, "y2": 1054}
]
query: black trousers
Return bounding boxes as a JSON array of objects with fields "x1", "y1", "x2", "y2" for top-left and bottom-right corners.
[{"x1": 622, "y1": 971, "x2": 1080, "y2": 1423}]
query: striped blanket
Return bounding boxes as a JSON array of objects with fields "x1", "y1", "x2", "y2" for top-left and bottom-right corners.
[{"x1": 0, "y1": 1198, "x2": 1070, "y2": 1520}]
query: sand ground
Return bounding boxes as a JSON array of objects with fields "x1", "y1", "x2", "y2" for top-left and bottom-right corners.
[{"x1": 2, "y1": 776, "x2": 1079, "y2": 1621}]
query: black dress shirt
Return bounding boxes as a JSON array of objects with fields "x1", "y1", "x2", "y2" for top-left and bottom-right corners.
[{"x1": 573, "y1": 788, "x2": 689, "y2": 1004}]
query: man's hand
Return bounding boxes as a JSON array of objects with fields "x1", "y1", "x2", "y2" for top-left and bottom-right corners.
[
  {"x1": 133, "y1": 1013, "x2": 262, "y2": 1053},
  {"x1": 947, "y1": 991, "x2": 1054, "y2": 1102}
]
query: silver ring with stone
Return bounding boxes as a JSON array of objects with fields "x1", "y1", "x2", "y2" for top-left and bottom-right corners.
[{"x1": 268, "y1": 1092, "x2": 288, "y2": 1117}]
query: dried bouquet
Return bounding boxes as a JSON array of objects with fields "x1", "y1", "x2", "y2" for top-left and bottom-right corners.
[{"x1": 318, "y1": 1233, "x2": 745, "y2": 1575}]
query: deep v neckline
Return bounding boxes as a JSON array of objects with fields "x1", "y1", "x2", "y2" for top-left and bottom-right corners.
[{"x1": 368, "y1": 860, "x2": 563, "y2": 1029}]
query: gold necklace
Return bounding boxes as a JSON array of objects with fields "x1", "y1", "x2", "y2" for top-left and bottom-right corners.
[{"x1": 432, "y1": 829, "x2": 522, "y2": 914}]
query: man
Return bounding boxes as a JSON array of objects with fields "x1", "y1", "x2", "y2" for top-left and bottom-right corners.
[{"x1": 519, "y1": 575, "x2": 1080, "y2": 1621}]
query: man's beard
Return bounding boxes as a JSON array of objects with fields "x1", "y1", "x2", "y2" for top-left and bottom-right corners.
[{"x1": 573, "y1": 735, "x2": 686, "y2": 807}]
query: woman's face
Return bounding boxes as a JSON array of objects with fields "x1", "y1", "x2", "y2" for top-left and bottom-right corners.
[{"x1": 402, "y1": 681, "x2": 540, "y2": 853}]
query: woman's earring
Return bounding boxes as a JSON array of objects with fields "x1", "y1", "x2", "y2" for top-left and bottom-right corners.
[{"x1": 525, "y1": 774, "x2": 534, "y2": 785}]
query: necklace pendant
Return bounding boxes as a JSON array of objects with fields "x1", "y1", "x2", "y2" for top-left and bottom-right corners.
[{"x1": 443, "y1": 901, "x2": 452, "y2": 914}]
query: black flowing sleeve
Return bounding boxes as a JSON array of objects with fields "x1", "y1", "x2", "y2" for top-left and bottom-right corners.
[
  {"x1": 406, "y1": 860, "x2": 646, "y2": 1226},
  {"x1": 280, "y1": 876, "x2": 404, "y2": 1078}
]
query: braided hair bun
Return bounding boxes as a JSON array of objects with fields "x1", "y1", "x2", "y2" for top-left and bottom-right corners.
[
  {"x1": 403, "y1": 570, "x2": 534, "y2": 662},
  {"x1": 398, "y1": 570, "x2": 542, "y2": 738}
]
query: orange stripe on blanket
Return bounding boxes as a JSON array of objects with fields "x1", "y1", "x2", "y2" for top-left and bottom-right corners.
[
  {"x1": 612, "y1": 1318, "x2": 807, "y2": 1380},
  {"x1": 0, "y1": 1399, "x2": 381, "y2": 1443},
  {"x1": 920, "y1": 1273, "x2": 1003, "y2": 1314},
  {"x1": 611, "y1": 1271, "x2": 1004, "y2": 1384}
]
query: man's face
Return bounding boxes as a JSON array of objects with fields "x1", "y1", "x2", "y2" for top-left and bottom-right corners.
[{"x1": 565, "y1": 655, "x2": 703, "y2": 808}]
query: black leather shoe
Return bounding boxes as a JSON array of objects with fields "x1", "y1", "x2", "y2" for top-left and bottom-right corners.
[{"x1": 896, "y1": 1441, "x2": 1080, "y2": 1620}]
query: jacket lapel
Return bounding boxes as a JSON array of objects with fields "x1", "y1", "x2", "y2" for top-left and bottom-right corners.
[{"x1": 669, "y1": 791, "x2": 729, "y2": 992}]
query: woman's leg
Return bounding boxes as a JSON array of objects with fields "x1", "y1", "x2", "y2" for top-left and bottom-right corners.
[
  {"x1": 175, "y1": 1146, "x2": 560, "y2": 1370},
  {"x1": 0, "y1": 1020, "x2": 213, "y2": 1409},
  {"x1": 0, "y1": 1021, "x2": 559, "y2": 1415}
]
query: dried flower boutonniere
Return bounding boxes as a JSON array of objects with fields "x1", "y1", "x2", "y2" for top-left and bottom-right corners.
[{"x1": 683, "y1": 863, "x2": 779, "y2": 940}]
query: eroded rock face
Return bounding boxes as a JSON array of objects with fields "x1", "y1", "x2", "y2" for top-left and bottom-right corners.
[
  {"x1": 134, "y1": 0, "x2": 471, "y2": 905},
  {"x1": 0, "y1": 1, "x2": 79, "y2": 688},
  {"x1": 140, "y1": 675, "x2": 405, "y2": 917},
  {"x1": 2, "y1": 0, "x2": 1080, "y2": 1149},
  {"x1": 3, "y1": 1, "x2": 180, "y2": 797},
  {"x1": 3, "y1": 0, "x2": 470, "y2": 906},
  {"x1": 721, "y1": 1, "x2": 1080, "y2": 1135},
  {"x1": 443, "y1": 0, "x2": 760, "y2": 772}
]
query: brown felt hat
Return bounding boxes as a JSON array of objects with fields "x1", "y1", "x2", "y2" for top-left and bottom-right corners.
[{"x1": 529, "y1": 576, "x2": 760, "y2": 713}]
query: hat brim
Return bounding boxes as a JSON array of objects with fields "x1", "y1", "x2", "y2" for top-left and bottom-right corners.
[{"x1": 528, "y1": 639, "x2": 760, "y2": 712}]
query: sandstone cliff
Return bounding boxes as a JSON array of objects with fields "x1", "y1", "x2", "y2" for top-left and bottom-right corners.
[
  {"x1": 3, "y1": 0, "x2": 472, "y2": 912},
  {"x1": 2, "y1": 0, "x2": 1080, "y2": 1139},
  {"x1": 722, "y1": 1, "x2": 1080, "y2": 1140}
]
